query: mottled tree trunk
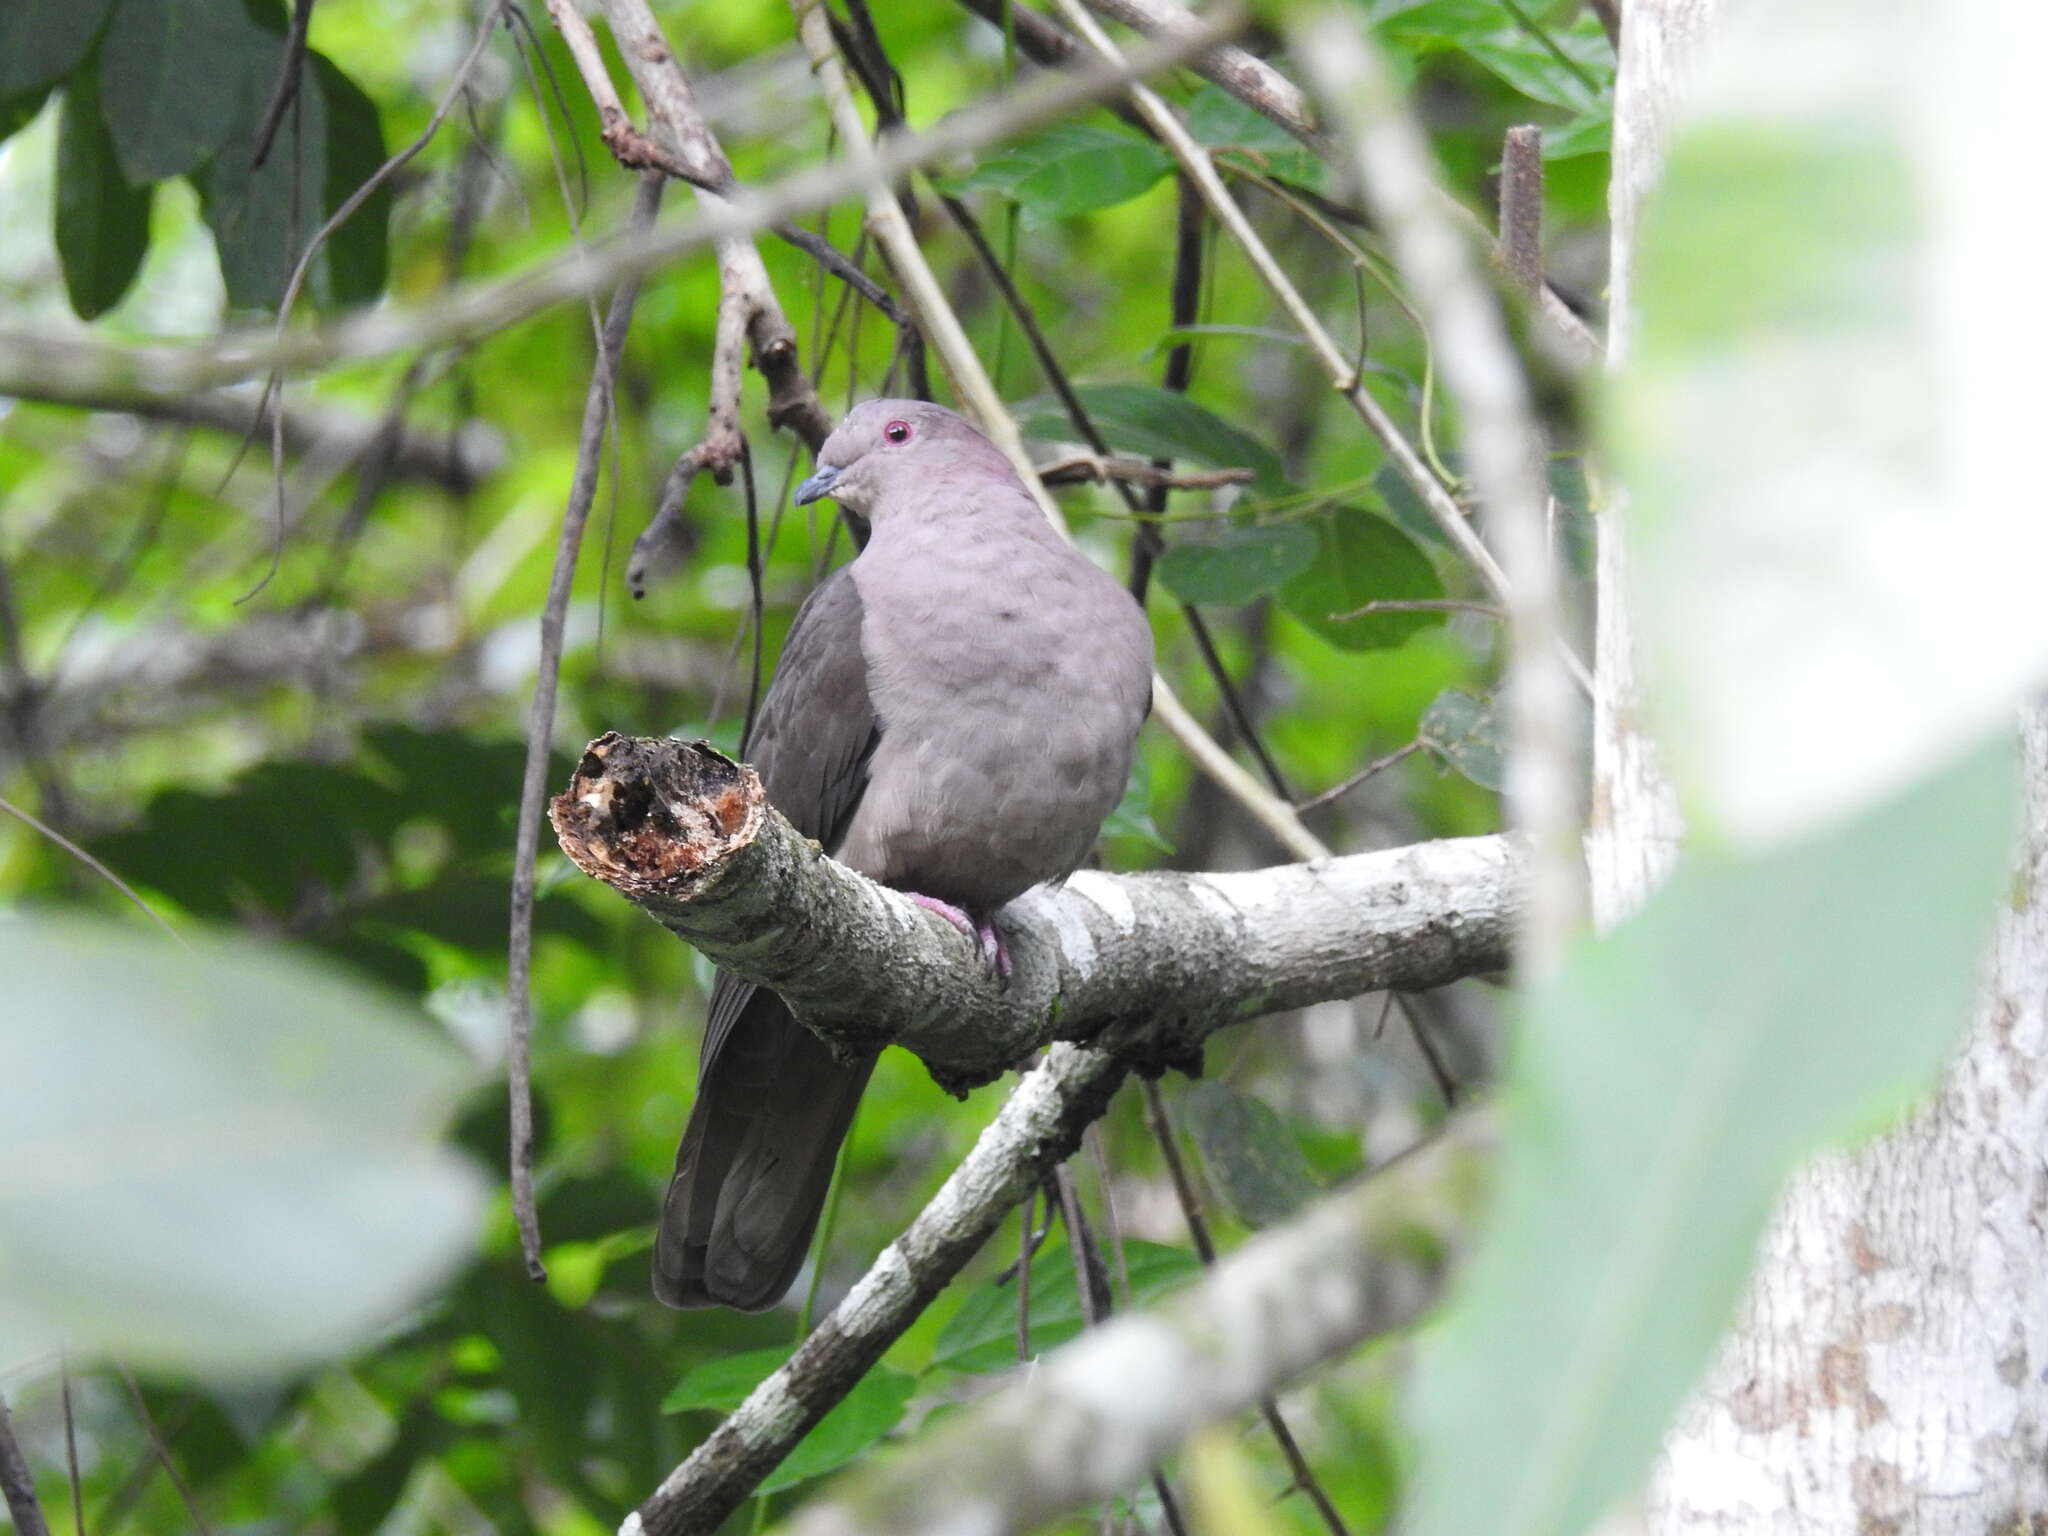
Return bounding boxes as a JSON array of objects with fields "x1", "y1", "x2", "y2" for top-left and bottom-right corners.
[
  {"x1": 1600, "y1": 2, "x2": 2048, "y2": 1527},
  {"x1": 1647, "y1": 714, "x2": 2048, "y2": 1531}
]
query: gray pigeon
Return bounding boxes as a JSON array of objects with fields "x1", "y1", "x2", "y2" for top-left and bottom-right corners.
[{"x1": 655, "y1": 399, "x2": 1155, "y2": 1310}]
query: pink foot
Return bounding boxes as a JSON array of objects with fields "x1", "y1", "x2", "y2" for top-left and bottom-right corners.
[{"x1": 905, "y1": 893, "x2": 1010, "y2": 981}]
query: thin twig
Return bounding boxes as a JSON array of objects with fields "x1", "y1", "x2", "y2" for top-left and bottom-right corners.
[
  {"x1": 0, "y1": 1394, "x2": 51, "y2": 1536},
  {"x1": 1332, "y1": 597, "x2": 1505, "y2": 621},
  {"x1": 118, "y1": 1372, "x2": 211, "y2": 1536},
  {"x1": 1138, "y1": 1081, "x2": 1353, "y2": 1536},
  {"x1": 1302, "y1": 17, "x2": 1585, "y2": 972},
  {"x1": 0, "y1": 796, "x2": 186, "y2": 945},
  {"x1": 60, "y1": 1367, "x2": 83, "y2": 1536},
  {"x1": 1296, "y1": 740, "x2": 1424, "y2": 812},
  {"x1": 1498, "y1": 125, "x2": 1545, "y2": 297},
  {"x1": 1017, "y1": 1184, "x2": 1036, "y2": 1362},
  {"x1": 506, "y1": 173, "x2": 667, "y2": 1282},
  {"x1": 1037, "y1": 455, "x2": 1252, "y2": 490},
  {"x1": 250, "y1": 0, "x2": 319, "y2": 168}
]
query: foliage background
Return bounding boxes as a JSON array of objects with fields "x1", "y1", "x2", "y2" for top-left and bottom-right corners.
[{"x1": 0, "y1": 1, "x2": 1621, "y2": 1530}]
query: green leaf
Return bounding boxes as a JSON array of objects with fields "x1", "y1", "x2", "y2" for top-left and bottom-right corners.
[
  {"x1": 1409, "y1": 737, "x2": 2018, "y2": 1536},
  {"x1": 98, "y1": 0, "x2": 249, "y2": 181},
  {"x1": 55, "y1": 66, "x2": 153, "y2": 319},
  {"x1": 312, "y1": 51, "x2": 390, "y2": 304},
  {"x1": 663, "y1": 1345, "x2": 916, "y2": 1492},
  {"x1": 1180, "y1": 1081, "x2": 1320, "y2": 1228},
  {"x1": 193, "y1": 22, "x2": 328, "y2": 310},
  {"x1": 0, "y1": 915, "x2": 486, "y2": 1377},
  {"x1": 1103, "y1": 753, "x2": 1174, "y2": 856},
  {"x1": 932, "y1": 1241, "x2": 1200, "y2": 1373},
  {"x1": 952, "y1": 120, "x2": 1172, "y2": 225},
  {"x1": 1542, "y1": 106, "x2": 1612, "y2": 161},
  {"x1": 1277, "y1": 505, "x2": 1446, "y2": 650},
  {"x1": 1375, "y1": 2, "x2": 1612, "y2": 112},
  {"x1": 1015, "y1": 382, "x2": 1289, "y2": 497},
  {"x1": 0, "y1": 85, "x2": 53, "y2": 146},
  {"x1": 0, "y1": 0, "x2": 116, "y2": 95},
  {"x1": 1418, "y1": 689, "x2": 1504, "y2": 790},
  {"x1": 1186, "y1": 84, "x2": 1322, "y2": 186},
  {"x1": 1157, "y1": 521, "x2": 1319, "y2": 606},
  {"x1": 1374, "y1": 464, "x2": 1444, "y2": 547}
]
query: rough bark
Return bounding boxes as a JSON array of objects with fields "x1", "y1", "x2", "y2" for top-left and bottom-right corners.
[
  {"x1": 1646, "y1": 712, "x2": 2048, "y2": 1532},
  {"x1": 551, "y1": 733, "x2": 1521, "y2": 1092}
]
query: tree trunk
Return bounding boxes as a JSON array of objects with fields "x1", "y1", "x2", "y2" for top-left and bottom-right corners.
[
  {"x1": 1646, "y1": 713, "x2": 2048, "y2": 1531},
  {"x1": 1601, "y1": 3, "x2": 2048, "y2": 1527}
]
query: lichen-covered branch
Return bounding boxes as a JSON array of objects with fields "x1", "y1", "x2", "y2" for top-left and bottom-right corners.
[
  {"x1": 788, "y1": 1110, "x2": 1495, "y2": 1536},
  {"x1": 551, "y1": 733, "x2": 1521, "y2": 1092}
]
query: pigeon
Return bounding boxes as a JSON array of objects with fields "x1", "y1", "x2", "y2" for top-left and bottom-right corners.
[{"x1": 654, "y1": 398, "x2": 1154, "y2": 1310}]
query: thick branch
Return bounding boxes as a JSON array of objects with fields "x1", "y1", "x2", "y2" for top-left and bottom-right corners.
[
  {"x1": 551, "y1": 733, "x2": 1519, "y2": 1090},
  {"x1": 790, "y1": 1112, "x2": 1494, "y2": 1536}
]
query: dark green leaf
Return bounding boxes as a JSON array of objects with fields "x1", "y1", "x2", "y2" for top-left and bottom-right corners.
[
  {"x1": 99, "y1": 0, "x2": 248, "y2": 181},
  {"x1": 761, "y1": 1367, "x2": 917, "y2": 1492},
  {"x1": 1180, "y1": 1080, "x2": 1320, "y2": 1228},
  {"x1": 1375, "y1": 464, "x2": 1445, "y2": 547},
  {"x1": 0, "y1": 0, "x2": 116, "y2": 95},
  {"x1": 1419, "y1": 689, "x2": 1505, "y2": 790},
  {"x1": 953, "y1": 121, "x2": 1172, "y2": 225},
  {"x1": 193, "y1": 22, "x2": 328, "y2": 310},
  {"x1": 1015, "y1": 382, "x2": 1289, "y2": 497},
  {"x1": 56, "y1": 66, "x2": 153, "y2": 319},
  {"x1": 1186, "y1": 84, "x2": 1322, "y2": 186},
  {"x1": 1542, "y1": 107, "x2": 1612, "y2": 161},
  {"x1": 0, "y1": 916, "x2": 485, "y2": 1374},
  {"x1": 0, "y1": 85, "x2": 52, "y2": 145},
  {"x1": 1157, "y1": 521, "x2": 1319, "y2": 606},
  {"x1": 662, "y1": 1346, "x2": 794, "y2": 1414},
  {"x1": 313, "y1": 51, "x2": 390, "y2": 304},
  {"x1": 1278, "y1": 505, "x2": 1446, "y2": 650},
  {"x1": 1103, "y1": 753, "x2": 1174, "y2": 855},
  {"x1": 1376, "y1": 1, "x2": 1612, "y2": 112},
  {"x1": 1410, "y1": 738, "x2": 2018, "y2": 1536},
  {"x1": 932, "y1": 1241, "x2": 1200, "y2": 1373}
]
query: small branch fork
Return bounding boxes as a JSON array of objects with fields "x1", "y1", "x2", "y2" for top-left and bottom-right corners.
[{"x1": 560, "y1": 736, "x2": 1521, "y2": 1535}]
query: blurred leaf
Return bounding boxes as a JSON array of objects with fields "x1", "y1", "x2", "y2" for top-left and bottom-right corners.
[
  {"x1": 1543, "y1": 106, "x2": 1611, "y2": 160},
  {"x1": 1187, "y1": 84, "x2": 1322, "y2": 185},
  {"x1": 99, "y1": 0, "x2": 247, "y2": 181},
  {"x1": 0, "y1": 84, "x2": 52, "y2": 145},
  {"x1": 56, "y1": 65, "x2": 153, "y2": 319},
  {"x1": 0, "y1": 0, "x2": 116, "y2": 95},
  {"x1": 952, "y1": 120, "x2": 1172, "y2": 225},
  {"x1": 194, "y1": 22, "x2": 329, "y2": 309},
  {"x1": 1409, "y1": 737, "x2": 2017, "y2": 1536},
  {"x1": 1016, "y1": 383, "x2": 1289, "y2": 497},
  {"x1": 1278, "y1": 505, "x2": 1446, "y2": 650},
  {"x1": 662, "y1": 1346, "x2": 794, "y2": 1414},
  {"x1": 312, "y1": 51, "x2": 390, "y2": 304},
  {"x1": 1158, "y1": 521, "x2": 1319, "y2": 606},
  {"x1": 1374, "y1": 463, "x2": 1444, "y2": 547},
  {"x1": 932, "y1": 1241, "x2": 1200, "y2": 1373},
  {"x1": 1180, "y1": 1080, "x2": 1320, "y2": 1228},
  {"x1": 0, "y1": 915, "x2": 485, "y2": 1376},
  {"x1": 1377, "y1": 1, "x2": 1612, "y2": 112},
  {"x1": 1419, "y1": 689, "x2": 1504, "y2": 791}
]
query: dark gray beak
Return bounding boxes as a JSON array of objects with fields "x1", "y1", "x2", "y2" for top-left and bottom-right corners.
[{"x1": 794, "y1": 463, "x2": 843, "y2": 506}]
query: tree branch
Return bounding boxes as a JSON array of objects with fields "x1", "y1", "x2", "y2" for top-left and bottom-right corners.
[
  {"x1": 0, "y1": 1393, "x2": 52, "y2": 1536},
  {"x1": 787, "y1": 1110, "x2": 1495, "y2": 1536},
  {"x1": 550, "y1": 733, "x2": 1519, "y2": 1089}
]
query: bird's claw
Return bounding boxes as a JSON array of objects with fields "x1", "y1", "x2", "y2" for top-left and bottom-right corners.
[{"x1": 905, "y1": 893, "x2": 1011, "y2": 983}]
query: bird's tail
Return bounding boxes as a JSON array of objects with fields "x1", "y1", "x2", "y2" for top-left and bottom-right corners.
[{"x1": 654, "y1": 982, "x2": 874, "y2": 1310}]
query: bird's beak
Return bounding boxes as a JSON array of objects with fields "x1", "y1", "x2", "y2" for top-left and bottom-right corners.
[{"x1": 794, "y1": 463, "x2": 843, "y2": 505}]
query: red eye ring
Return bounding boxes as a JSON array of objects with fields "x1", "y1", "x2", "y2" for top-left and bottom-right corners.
[{"x1": 884, "y1": 419, "x2": 912, "y2": 444}]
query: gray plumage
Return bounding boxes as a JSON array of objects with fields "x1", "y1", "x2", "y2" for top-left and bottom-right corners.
[{"x1": 654, "y1": 399, "x2": 1153, "y2": 1310}]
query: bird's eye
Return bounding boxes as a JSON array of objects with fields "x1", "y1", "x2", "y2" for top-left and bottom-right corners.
[{"x1": 884, "y1": 420, "x2": 912, "y2": 444}]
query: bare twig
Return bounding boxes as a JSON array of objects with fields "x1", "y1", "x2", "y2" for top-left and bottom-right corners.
[
  {"x1": 0, "y1": 16, "x2": 1243, "y2": 405},
  {"x1": 0, "y1": 1394, "x2": 51, "y2": 1536},
  {"x1": 0, "y1": 796, "x2": 186, "y2": 946},
  {"x1": 118, "y1": 1371, "x2": 212, "y2": 1536},
  {"x1": 59, "y1": 1368, "x2": 83, "y2": 1536},
  {"x1": 1036, "y1": 455, "x2": 1252, "y2": 490},
  {"x1": 250, "y1": 0, "x2": 319, "y2": 168},
  {"x1": 1498, "y1": 125, "x2": 1546, "y2": 297},
  {"x1": 1302, "y1": 17, "x2": 1585, "y2": 971},
  {"x1": 505, "y1": 173, "x2": 668, "y2": 1282},
  {"x1": 1296, "y1": 740, "x2": 1424, "y2": 812},
  {"x1": 1332, "y1": 597, "x2": 1505, "y2": 621}
]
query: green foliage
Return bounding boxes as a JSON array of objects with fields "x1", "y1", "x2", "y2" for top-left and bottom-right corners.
[
  {"x1": 0, "y1": 0, "x2": 115, "y2": 96},
  {"x1": 55, "y1": 65, "x2": 152, "y2": 318},
  {"x1": 1407, "y1": 739, "x2": 2017, "y2": 1536},
  {"x1": 932, "y1": 1241, "x2": 1202, "y2": 1372},
  {"x1": 98, "y1": 0, "x2": 248, "y2": 182},
  {"x1": 1158, "y1": 521, "x2": 1319, "y2": 606},
  {"x1": 1418, "y1": 687, "x2": 1503, "y2": 790},
  {"x1": 1016, "y1": 382, "x2": 1289, "y2": 496},
  {"x1": 1181, "y1": 1080, "x2": 1321, "y2": 1228},
  {"x1": 1278, "y1": 505, "x2": 1447, "y2": 650},
  {"x1": 951, "y1": 119, "x2": 1173, "y2": 226}
]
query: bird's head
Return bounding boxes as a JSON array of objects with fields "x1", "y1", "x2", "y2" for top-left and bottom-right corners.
[{"x1": 794, "y1": 399, "x2": 1013, "y2": 520}]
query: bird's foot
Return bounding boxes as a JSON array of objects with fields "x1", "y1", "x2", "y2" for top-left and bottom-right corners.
[{"x1": 905, "y1": 893, "x2": 1010, "y2": 982}]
